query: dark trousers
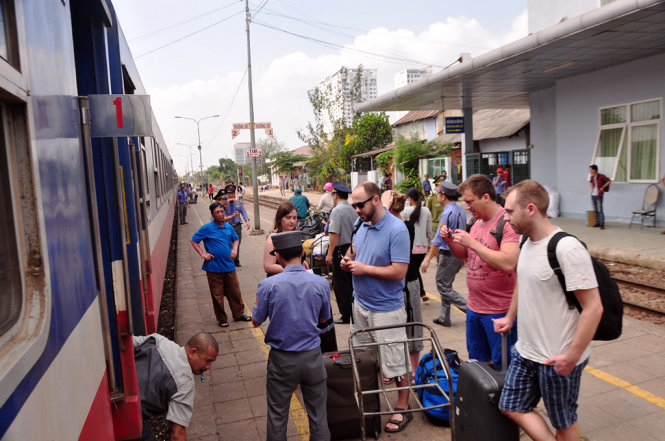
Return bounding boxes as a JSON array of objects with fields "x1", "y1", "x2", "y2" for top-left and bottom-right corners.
[
  {"x1": 232, "y1": 223, "x2": 243, "y2": 265},
  {"x1": 332, "y1": 244, "x2": 354, "y2": 321},
  {"x1": 267, "y1": 347, "x2": 329, "y2": 441},
  {"x1": 592, "y1": 195, "x2": 604, "y2": 227},
  {"x1": 410, "y1": 253, "x2": 427, "y2": 296},
  {"x1": 205, "y1": 271, "x2": 246, "y2": 322},
  {"x1": 178, "y1": 203, "x2": 187, "y2": 224}
]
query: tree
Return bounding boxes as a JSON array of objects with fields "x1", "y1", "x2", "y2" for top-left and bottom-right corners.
[
  {"x1": 339, "y1": 112, "x2": 393, "y2": 172},
  {"x1": 392, "y1": 134, "x2": 428, "y2": 191},
  {"x1": 271, "y1": 151, "x2": 308, "y2": 176},
  {"x1": 256, "y1": 136, "x2": 286, "y2": 177}
]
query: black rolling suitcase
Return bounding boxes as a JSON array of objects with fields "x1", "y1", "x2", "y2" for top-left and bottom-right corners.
[
  {"x1": 454, "y1": 333, "x2": 519, "y2": 441},
  {"x1": 323, "y1": 350, "x2": 381, "y2": 440}
]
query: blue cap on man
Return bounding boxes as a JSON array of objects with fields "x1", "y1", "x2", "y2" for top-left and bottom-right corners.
[{"x1": 331, "y1": 181, "x2": 351, "y2": 194}]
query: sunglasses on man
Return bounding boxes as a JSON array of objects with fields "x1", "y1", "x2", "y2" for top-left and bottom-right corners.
[{"x1": 351, "y1": 195, "x2": 374, "y2": 210}]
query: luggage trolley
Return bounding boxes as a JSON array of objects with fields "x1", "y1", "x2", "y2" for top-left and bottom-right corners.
[{"x1": 348, "y1": 323, "x2": 456, "y2": 440}]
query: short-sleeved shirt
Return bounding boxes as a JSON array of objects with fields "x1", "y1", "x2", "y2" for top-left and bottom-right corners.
[
  {"x1": 431, "y1": 202, "x2": 466, "y2": 251},
  {"x1": 352, "y1": 211, "x2": 410, "y2": 312},
  {"x1": 191, "y1": 221, "x2": 239, "y2": 273},
  {"x1": 515, "y1": 229, "x2": 598, "y2": 364},
  {"x1": 466, "y1": 207, "x2": 520, "y2": 314},
  {"x1": 327, "y1": 200, "x2": 358, "y2": 246},
  {"x1": 177, "y1": 190, "x2": 188, "y2": 203},
  {"x1": 133, "y1": 334, "x2": 194, "y2": 427},
  {"x1": 225, "y1": 200, "x2": 250, "y2": 225},
  {"x1": 422, "y1": 179, "x2": 432, "y2": 194},
  {"x1": 426, "y1": 193, "x2": 443, "y2": 233},
  {"x1": 317, "y1": 192, "x2": 335, "y2": 214},
  {"x1": 253, "y1": 265, "x2": 331, "y2": 352},
  {"x1": 289, "y1": 194, "x2": 310, "y2": 218}
]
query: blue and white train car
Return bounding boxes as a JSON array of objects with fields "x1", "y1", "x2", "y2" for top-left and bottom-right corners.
[{"x1": 0, "y1": 0, "x2": 176, "y2": 439}]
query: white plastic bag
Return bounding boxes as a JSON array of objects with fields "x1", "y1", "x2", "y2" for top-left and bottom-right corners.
[{"x1": 312, "y1": 233, "x2": 329, "y2": 256}]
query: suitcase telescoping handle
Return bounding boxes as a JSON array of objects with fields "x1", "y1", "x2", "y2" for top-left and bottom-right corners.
[{"x1": 500, "y1": 331, "x2": 510, "y2": 373}]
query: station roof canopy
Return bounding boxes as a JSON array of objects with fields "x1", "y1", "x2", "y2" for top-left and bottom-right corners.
[{"x1": 356, "y1": 0, "x2": 665, "y2": 113}]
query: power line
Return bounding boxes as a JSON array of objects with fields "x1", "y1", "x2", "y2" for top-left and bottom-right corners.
[
  {"x1": 130, "y1": 1, "x2": 241, "y2": 41},
  {"x1": 253, "y1": 20, "x2": 443, "y2": 68},
  {"x1": 136, "y1": 9, "x2": 244, "y2": 58},
  {"x1": 208, "y1": 68, "x2": 249, "y2": 146}
]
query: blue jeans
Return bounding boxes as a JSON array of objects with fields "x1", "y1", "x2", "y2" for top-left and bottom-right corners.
[
  {"x1": 466, "y1": 309, "x2": 517, "y2": 367},
  {"x1": 591, "y1": 195, "x2": 604, "y2": 227}
]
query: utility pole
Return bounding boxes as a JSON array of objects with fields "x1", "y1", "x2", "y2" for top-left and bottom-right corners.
[{"x1": 245, "y1": 0, "x2": 263, "y2": 234}]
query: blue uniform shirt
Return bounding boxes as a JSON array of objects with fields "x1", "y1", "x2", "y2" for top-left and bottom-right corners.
[
  {"x1": 352, "y1": 212, "x2": 410, "y2": 312},
  {"x1": 224, "y1": 200, "x2": 250, "y2": 225},
  {"x1": 431, "y1": 202, "x2": 467, "y2": 250},
  {"x1": 422, "y1": 179, "x2": 432, "y2": 193},
  {"x1": 253, "y1": 265, "x2": 331, "y2": 352},
  {"x1": 191, "y1": 221, "x2": 239, "y2": 273},
  {"x1": 177, "y1": 190, "x2": 188, "y2": 203}
]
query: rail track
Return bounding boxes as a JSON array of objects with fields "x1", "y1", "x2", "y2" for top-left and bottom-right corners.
[
  {"x1": 612, "y1": 277, "x2": 665, "y2": 316},
  {"x1": 243, "y1": 193, "x2": 284, "y2": 210}
]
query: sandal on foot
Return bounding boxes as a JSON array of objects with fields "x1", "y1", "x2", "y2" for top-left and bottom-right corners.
[
  {"x1": 234, "y1": 314, "x2": 252, "y2": 322},
  {"x1": 219, "y1": 320, "x2": 229, "y2": 328},
  {"x1": 385, "y1": 408, "x2": 413, "y2": 433}
]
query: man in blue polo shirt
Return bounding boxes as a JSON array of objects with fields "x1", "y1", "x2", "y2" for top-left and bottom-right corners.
[
  {"x1": 191, "y1": 202, "x2": 252, "y2": 328},
  {"x1": 252, "y1": 230, "x2": 331, "y2": 441},
  {"x1": 340, "y1": 181, "x2": 412, "y2": 434}
]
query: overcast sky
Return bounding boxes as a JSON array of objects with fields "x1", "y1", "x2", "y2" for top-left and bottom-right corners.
[{"x1": 112, "y1": 0, "x2": 527, "y2": 176}]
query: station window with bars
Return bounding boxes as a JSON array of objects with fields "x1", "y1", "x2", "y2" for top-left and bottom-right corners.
[{"x1": 591, "y1": 99, "x2": 661, "y2": 183}]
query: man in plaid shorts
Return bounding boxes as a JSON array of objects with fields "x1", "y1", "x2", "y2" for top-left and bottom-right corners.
[{"x1": 494, "y1": 180, "x2": 603, "y2": 441}]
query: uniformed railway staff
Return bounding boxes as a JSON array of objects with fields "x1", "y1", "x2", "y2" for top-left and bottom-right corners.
[
  {"x1": 252, "y1": 231, "x2": 331, "y2": 441},
  {"x1": 324, "y1": 181, "x2": 358, "y2": 324}
]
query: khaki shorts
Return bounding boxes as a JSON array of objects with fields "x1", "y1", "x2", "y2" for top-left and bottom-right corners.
[{"x1": 351, "y1": 303, "x2": 411, "y2": 378}]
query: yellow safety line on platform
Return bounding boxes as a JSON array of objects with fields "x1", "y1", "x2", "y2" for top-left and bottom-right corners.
[
  {"x1": 424, "y1": 293, "x2": 665, "y2": 409},
  {"x1": 249, "y1": 327, "x2": 310, "y2": 439},
  {"x1": 584, "y1": 366, "x2": 665, "y2": 409}
]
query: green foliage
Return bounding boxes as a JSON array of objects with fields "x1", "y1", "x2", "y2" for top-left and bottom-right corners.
[
  {"x1": 375, "y1": 151, "x2": 393, "y2": 173},
  {"x1": 271, "y1": 151, "x2": 308, "y2": 175},
  {"x1": 391, "y1": 134, "x2": 428, "y2": 191}
]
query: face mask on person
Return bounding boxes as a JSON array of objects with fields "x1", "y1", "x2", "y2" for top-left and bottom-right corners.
[{"x1": 405, "y1": 200, "x2": 411, "y2": 207}]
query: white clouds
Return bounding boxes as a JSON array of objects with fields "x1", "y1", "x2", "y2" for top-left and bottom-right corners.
[{"x1": 146, "y1": 12, "x2": 528, "y2": 175}]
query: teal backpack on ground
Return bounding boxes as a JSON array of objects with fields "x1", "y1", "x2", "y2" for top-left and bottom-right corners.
[{"x1": 414, "y1": 349, "x2": 461, "y2": 426}]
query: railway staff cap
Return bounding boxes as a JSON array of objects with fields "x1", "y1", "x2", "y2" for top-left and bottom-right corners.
[
  {"x1": 438, "y1": 181, "x2": 460, "y2": 198},
  {"x1": 213, "y1": 189, "x2": 227, "y2": 200},
  {"x1": 270, "y1": 230, "x2": 302, "y2": 255},
  {"x1": 332, "y1": 181, "x2": 351, "y2": 194},
  {"x1": 225, "y1": 184, "x2": 237, "y2": 194}
]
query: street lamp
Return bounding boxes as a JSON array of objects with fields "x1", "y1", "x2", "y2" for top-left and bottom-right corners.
[
  {"x1": 176, "y1": 142, "x2": 196, "y2": 178},
  {"x1": 174, "y1": 114, "x2": 220, "y2": 185}
]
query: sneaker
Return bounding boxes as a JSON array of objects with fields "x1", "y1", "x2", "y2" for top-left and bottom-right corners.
[{"x1": 433, "y1": 318, "x2": 451, "y2": 327}]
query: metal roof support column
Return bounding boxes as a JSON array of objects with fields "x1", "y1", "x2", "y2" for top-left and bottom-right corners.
[{"x1": 461, "y1": 102, "x2": 474, "y2": 182}]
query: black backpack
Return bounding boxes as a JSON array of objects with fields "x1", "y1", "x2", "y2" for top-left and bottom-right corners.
[
  {"x1": 466, "y1": 214, "x2": 506, "y2": 246},
  {"x1": 520, "y1": 231, "x2": 623, "y2": 341}
]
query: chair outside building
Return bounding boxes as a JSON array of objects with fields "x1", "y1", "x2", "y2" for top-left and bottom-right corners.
[{"x1": 629, "y1": 184, "x2": 660, "y2": 228}]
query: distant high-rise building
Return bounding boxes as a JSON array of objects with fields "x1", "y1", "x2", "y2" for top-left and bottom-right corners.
[
  {"x1": 315, "y1": 66, "x2": 377, "y2": 134},
  {"x1": 234, "y1": 142, "x2": 251, "y2": 165},
  {"x1": 394, "y1": 67, "x2": 432, "y2": 89},
  {"x1": 393, "y1": 68, "x2": 432, "y2": 120}
]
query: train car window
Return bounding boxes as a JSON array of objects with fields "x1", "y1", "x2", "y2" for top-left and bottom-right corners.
[
  {"x1": 0, "y1": 127, "x2": 20, "y2": 335},
  {"x1": 0, "y1": 0, "x2": 19, "y2": 68},
  {"x1": 0, "y1": 99, "x2": 50, "y2": 404}
]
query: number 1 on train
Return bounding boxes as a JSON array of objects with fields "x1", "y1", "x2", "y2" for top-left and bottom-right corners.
[{"x1": 113, "y1": 96, "x2": 124, "y2": 128}]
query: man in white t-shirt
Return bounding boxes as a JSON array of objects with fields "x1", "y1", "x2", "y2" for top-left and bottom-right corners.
[{"x1": 494, "y1": 180, "x2": 603, "y2": 441}]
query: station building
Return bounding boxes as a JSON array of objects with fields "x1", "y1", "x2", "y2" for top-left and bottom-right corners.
[{"x1": 357, "y1": 0, "x2": 665, "y2": 225}]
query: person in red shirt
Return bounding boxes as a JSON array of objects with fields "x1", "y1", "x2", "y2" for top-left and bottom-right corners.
[
  {"x1": 439, "y1": 174, "x2": 520, "y2": 366},
  {"x1": 589, "y1": 164, "x2": 611, "y2": 229}
]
